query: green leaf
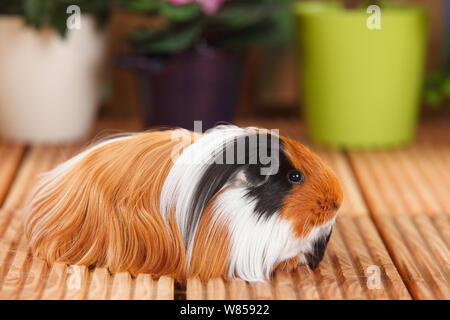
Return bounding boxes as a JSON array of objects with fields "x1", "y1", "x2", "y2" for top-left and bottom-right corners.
[
  {"x1": 24, "y1": 0, "x2": 45, "y2": 27},
  {"x1": 124, "y1": 0, "x2": 295, "y2": 52},
  {"x1": 136, "y1": 21, "x2": 203, "y2": 54},
  {"x1": 130, "y1": 26, "x2": 171, "y2": 43},
  {"x1": 212, "y1": 0, "x2": 294, "y2": 48},
  {"x1": 430, "y1": 70, "x2": 446, "y2": 84},
  {"x1": 425, "y1": 90, "x2": 443, "y2": 108},
  {"x1": 441, "y1": 77, "x2": 450, "y2": 98},
  {"x1": 51, "y1": 6, "x2": 69, "y2": 37},
  {"x1": 214, "y1": 24, "x2": 275, "y2": 48},
  {"x1": 208, "y1": 5, "x2": 269, "y2": 30},
  {"x1": 159, "y1": 2, "x2": 202, "y2": 22},
  {"x1": 117, "y1": 0, "x2": 162, "y2": 13}
]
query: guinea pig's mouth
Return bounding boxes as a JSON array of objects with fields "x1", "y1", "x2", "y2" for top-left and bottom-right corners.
[{"x1": 304, "y1": 229, "x2": 332, "y2": 270}]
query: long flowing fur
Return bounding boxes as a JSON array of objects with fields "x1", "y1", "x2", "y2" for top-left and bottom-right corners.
[
  {"x1": 24, "y1": 130, "x2": 191, "y2": 279},
  {"x1": 23, "y1": 125, "x2": 343, "y2": 282}
]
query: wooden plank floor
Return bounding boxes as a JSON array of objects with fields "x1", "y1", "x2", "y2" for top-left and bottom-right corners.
[{"x1": 0, "y1": 119, "x2": 448, "y2": 300}]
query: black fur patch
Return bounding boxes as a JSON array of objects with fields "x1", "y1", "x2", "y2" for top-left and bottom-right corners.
[
  {"x1": 244, "y1": 141, "x2": 297, "y2": 219},
  {"x1": 187, "y1": 134, "x2": 298, "y2": 243},
  {"x1": 305, "y1": 229, "x2": 332, "y2": 270}
]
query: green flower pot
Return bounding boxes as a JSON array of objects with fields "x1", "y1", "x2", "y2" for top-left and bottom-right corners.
[{"x1": 295, "y1": 2, "x2": 427, "y2": 148}]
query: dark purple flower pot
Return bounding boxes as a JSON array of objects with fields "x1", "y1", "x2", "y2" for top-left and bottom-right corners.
[{"x1": 118, "y1": 47, "x2": 244, "y2": 131}]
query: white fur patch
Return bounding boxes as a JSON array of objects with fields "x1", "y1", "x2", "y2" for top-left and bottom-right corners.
[
  {"x1": 210, "y1": 187, "x2": 301, "y2": 281},
  {"x1": 159, "y1": 125, "x2": 257, "y2": 261}
]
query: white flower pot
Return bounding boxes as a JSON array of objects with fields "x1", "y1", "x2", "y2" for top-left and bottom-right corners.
[{"x1": 0, "y1": 15, "x2": 105, "y2": 144}]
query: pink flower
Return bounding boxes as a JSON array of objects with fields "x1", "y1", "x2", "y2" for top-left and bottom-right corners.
[
  {"x1": 168, "y1": 0, "x2": 192, "y2": 4},
  {"x1": 197, "y1": 0, "x2": 225, "y2": 14},
  {"x1": 168, "y1": 0, "x2": 225, "y2": 15}
]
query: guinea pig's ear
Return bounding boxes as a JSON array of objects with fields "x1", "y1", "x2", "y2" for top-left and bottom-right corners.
[
  {"x1": 231, "y1": 166, "x2": 270, "y2": 188},
  {"x1": 229, "y1": 133, "x2": 281, "y2": 188}
]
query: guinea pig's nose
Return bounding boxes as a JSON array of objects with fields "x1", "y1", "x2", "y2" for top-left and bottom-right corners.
[{"x1": 317, "y1": 199, "x2": 340, "y2": 212}]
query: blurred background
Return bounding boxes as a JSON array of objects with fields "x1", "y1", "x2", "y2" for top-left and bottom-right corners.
[
  {"x1": 0, "y1": 1, "x2": 448, "y2": 302},
  {"x1": 0, "y1": 0, "x2": 448, "y2": 147}
]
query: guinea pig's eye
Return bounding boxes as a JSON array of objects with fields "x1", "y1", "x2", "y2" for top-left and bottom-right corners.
[{"x1": 287, "y1": 170, "x2": 305, "y2": 185}]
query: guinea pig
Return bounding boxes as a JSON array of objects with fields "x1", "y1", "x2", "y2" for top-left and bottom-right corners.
[{"x1": 23, "y1": 125, "x2": 342, "y2": 282}]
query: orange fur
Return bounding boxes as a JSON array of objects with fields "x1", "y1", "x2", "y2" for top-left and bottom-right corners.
[
  {"x1": 274, "y1": 256, "x2": 300, "y2": 273},
  {"x1": 280, "y1": 137, "x2": 343, "y2": 237},
  {"x1": 188, "y1": 189, "x2": 231, "y2": 282},
  {"x1": 24, "y1": 131, "x2": 192, "y2": 280}
]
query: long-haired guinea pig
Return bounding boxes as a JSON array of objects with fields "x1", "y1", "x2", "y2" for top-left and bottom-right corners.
[{"x1": 23, "y1": 125, "x2": 342, "y2": 282}]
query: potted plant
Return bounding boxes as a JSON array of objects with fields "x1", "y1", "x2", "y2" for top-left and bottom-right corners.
[
  {"x1": 117, "y1": 0, "x2": 293, "y2": 130},
  {"x1": 424, "y1": 1, "x2": 450, "y2": 110},
  {"x1": 0, "y1": 0, "x2": 110, "y2": 144},
  {"x1": 295, "y1": 0, "x2": 428, "y2": 148}
]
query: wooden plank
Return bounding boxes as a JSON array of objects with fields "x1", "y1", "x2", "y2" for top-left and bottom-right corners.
[
  {"x1": 315, "y1": 149, "x2": 368, "y2": 217},
  {"x1": 377, "y1": 215, "x2": 435, "y2": 300},
  {"x1": 0, "y1": 147, "x2": 50, "y2": 297},
  {"x1": 228, "y1": 279, "x2": 252, "y2": 299},
  {"x1": 335, "y1": 217, "x2": 391, "y2": 299},
  {"x1": 16, "y1": 257, "x2": 48, "y2": 300},
  {"x1": 0, "y1": 143, "x2": 25, "y2": 207},
  {"x1": 154, "y1": 276, "x2": 174, "y2": 300},
  {"x1": 411, "y1": 215, "x2": 449, "y2": 279},
  {"x1": 431, "y1": 215, "x2": 450, "y2": 247},
  {"x1": 40, "y1": 262, "x2": 68, "y2": 300},
  {"x1": 367, "y1": 150, "x2": 449, "y2": 298},
  {"x1": 326, "y1": 223, "x2": 368, "y2": 300},
  {"x1": 0, "y1": 209, "x2": 14, "y2": 240},
  {"x1": 417, "y1": 122, "x2": 450, "y2": 175},
  {"x1": 110, "y1": 272, "x2": 132, "y2": 300},
  {"x1": 405, "y1": 147, "x2": 450, "y2": 214},
  {"x1": 379, "y1": 150, "x2": 450, "y2": 268},
  {"x1": 0, "y1": 232, "x2": 29, "y2": 299},
  {"x1": 294, "y1": 267, "x2": 321, "y2": 299},
  {"x1": 250, "y1": 280, "x2": 274, "y2": 300},
  {"x1": 0, "y1": 213, "x2": 23, "y2": 286},
  {"x1": 3, "y1": 144, "x2": 81, "y2": 212},
  {"x1": 316, "y1": 149, "x2": 402, "y2": 299},
  {"x1": 206, "y1": 278, "x2": 227, "y2": 300},
  {"x1": 186, "y1": 278, "x2": 205, "y2": 300},
  {"x1": 86, "y1": 268, "x2": 110, "y2": 300},
  {"x1": 0, "y1": 146, "x2": 78, "y2": 300},
  {"x1": 349, "y1": 151, "x2": 438, "y2": 299},
  {"x1": 320, "y1": 149, "x2": 410, "y2": 299},
  {"x1": 313, "y1": 250, "x2": 344, "y2": 300},
  {"x1": 2, "y1": 147, "x2": 52, "y2": 211},
  {"x1": 416, "y1": 124, "x2": 450, "y2": 212},
  {"x1": 273, "y1": 271, "x2": 297, "y2": 299},
  {"x1": 393, "y1": 215, "x2": 449, "y2": 299},
  {"x1": 354, "y1": 216, "x2": 411, "y2": 300},
  {"x1": 380, "y1": 150, "x2": 439, "y2": 216},
  {"x1": 133, "y1": 273, "x2": 154, "y2": 300},
  {"x1": 64, "y1": 265, "x2": 89, "y2": 300}
]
